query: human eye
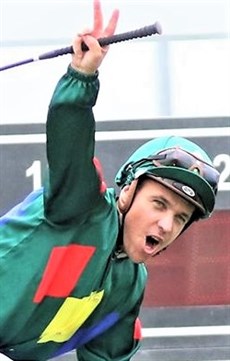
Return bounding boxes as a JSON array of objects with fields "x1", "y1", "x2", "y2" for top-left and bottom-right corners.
[
  {"x1": 153, "y1": 198, "x2": 166, "y2": 210},
  {"x1": 176, "y1": 214, "x2": 188, "y2": 225}
]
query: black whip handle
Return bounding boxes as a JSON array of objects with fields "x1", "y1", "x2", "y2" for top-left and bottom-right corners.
[{"x1": 39, "y1": 22, "x2": 162, "y2": 60}]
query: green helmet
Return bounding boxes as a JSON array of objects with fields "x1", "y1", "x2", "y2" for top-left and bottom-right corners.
[{"x1": 115, "y1": 136, "x2": 219, "y2": 219}]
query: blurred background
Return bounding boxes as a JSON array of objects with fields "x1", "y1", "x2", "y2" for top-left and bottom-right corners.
[{"x1": 0, "y1": 0, "x2": 230, "y2": 123}]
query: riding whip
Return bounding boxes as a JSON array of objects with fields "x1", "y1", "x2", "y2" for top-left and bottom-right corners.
[{"x1": 0, "y1": 22, "x2": 162, "y2": 72}]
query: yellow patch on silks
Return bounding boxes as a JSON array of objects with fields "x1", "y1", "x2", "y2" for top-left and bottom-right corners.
[{"x1": 38, "y1": 290, "x2": 104, "y2": 343}]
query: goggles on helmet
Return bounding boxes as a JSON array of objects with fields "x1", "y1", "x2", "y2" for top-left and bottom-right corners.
[{"x1": 122, "y1": 147, "x2": 219, "y2": 194}]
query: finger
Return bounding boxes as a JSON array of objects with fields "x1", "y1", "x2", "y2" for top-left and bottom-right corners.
[
  {"x1": 93, "y1": 0, "x2": 103, "y2": 35},
  {"x1": 72, "y1": 35, "x2": 84, "y2": 56},
  {"x1": 82, "y1": 34, "x2": 101, "y2": 53},
  {"x1": 103, "y1": 8, "x2": 120, "y2": 37},
  {"x1": 78, "y1": 27, "x2": 93, "y2": 36}
]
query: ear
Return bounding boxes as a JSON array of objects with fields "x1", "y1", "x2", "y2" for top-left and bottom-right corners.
[{"x1": 117, "y1": 180, "x2": 138, "y2": 214}]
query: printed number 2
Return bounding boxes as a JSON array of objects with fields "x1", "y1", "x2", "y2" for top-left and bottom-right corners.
[
  {"x1": 26, "y1": 160, "x2": 42, "y2": 190},
  {"x1": 213, "y1": 154, "x2": 230, "y2": 191}
]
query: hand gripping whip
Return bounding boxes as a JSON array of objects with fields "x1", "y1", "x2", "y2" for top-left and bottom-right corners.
[{"x1": 0, "y1": 22, "x2": 162, "y2": 72}]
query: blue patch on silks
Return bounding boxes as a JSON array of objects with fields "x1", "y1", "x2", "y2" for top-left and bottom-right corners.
[
  {"x1": 0, "y1": 188, "x2": 43, "y2": 226},
  {"x1": 52, "y1": 312, "x2": 119, "y2": 357}
]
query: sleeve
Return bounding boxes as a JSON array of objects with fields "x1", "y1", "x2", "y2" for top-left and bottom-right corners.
[
  {"x1": 77, "y1": 297, "x2": 144, "y2": 361},
  {"x1": 44, "y1": 65, "x2": 102, "y2": 224}
]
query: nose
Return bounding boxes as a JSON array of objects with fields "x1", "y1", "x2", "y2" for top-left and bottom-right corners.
[{"x1": 157, "y1": 213, "x2": 174, "y2": 233}]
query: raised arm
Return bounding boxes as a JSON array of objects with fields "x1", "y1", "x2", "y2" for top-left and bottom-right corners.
[{"x1": 44, "y1": 0, "x2": 119, "y2": 224}]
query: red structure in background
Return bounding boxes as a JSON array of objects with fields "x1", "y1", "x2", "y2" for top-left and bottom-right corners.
[{"x1": 144, "y1": 210, "x2": 230, "y2": 307}]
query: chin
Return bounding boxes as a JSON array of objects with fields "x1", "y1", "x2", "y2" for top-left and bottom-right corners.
[{"x1": 128, "y1": 253, "x2": 146, "y2": 264}]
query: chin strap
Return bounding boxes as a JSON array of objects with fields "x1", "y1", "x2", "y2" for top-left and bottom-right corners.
[
  {"x1": 114, "y1": 180, "x2": 140, "y2": 260},
  {"x1": 112, "y1": 208, "x2": 128, "y2": 260}
]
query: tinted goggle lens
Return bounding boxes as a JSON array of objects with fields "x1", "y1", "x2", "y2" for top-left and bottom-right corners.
[
  {"x1": 125, "y1": 147, "x2": 219, "y2": 192},
  {"x1": 152, "y1": 148, "x2": 219, "y2": 192}
]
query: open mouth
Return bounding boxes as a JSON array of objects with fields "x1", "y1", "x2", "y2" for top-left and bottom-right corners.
[
  {"x1": 144, "y1": 236, "x2": 162, "y2": 256},
  {"x1": 146, "y1": 236, "x2": 160, "y2": 248}
]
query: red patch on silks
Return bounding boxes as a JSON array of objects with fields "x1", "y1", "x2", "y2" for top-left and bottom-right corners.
[
  {"x1": 93, "y1": 157, "x2": 107, "y2": 193},
  {"x1": 33, "y1": 245, "x2": 96, "y2": 303},
  {"x1": 134, "y1": 317, "x2": 142, "y2": 340}
]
